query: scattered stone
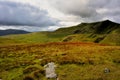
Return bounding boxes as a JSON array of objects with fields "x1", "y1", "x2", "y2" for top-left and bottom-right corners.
[
  {"x1": 44, "y1": 62, "x2": 57, "y2": 79},
  {"x1": 104, "y1": 68, "x2": 110, "y2": 73}
]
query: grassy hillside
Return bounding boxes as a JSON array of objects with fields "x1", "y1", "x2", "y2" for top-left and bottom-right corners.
[
  {"x1": 0, "y1": 42, "x2": 120, "y2": 80},
  {"x1": 1, "y1": 32, "x2": 62, "y2": 43},
  {"x1": 58, "y1": 20, "x2": 120, "y2": 45},
  {"x1": 1, "y1": 20, "x2": 120, "y2": 45}
]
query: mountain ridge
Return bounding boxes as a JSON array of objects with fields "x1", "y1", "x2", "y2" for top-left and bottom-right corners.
[
  {"x1": 55, "y1": 20, "x2": 120, "y2": 34},
  {"x1": 0, "y1": 29, "x2": 30, "y2": 36}
]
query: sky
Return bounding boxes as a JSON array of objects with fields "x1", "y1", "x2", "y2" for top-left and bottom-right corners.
[{"x1": 0, "y1": 0, "x2": 120, "y2": 32}]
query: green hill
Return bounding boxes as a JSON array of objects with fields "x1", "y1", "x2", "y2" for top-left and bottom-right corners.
[
  {"x1": 55, "y1": 20, "x2": 120, "y2": 34},
  {"x1": 1, "y1": 20, "x2": 120, "y2": 45},
  {"x1": 56, "y1": 20, "x2": 120, "y2": 45}
]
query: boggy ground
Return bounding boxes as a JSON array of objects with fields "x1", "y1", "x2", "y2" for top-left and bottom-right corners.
[{"x1": 0, "y1": 42, "x2": 120, "y2": 80}]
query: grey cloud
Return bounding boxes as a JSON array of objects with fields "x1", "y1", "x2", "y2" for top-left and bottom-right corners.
[
  {"x1": 89, "y1": 0, "x2": 110, "y2": 8},
  {"x1": 0, "y1": 1, "x2": 58, "y2": 27},
  {"x1": 50, "y1": 0, "x2": 98, "y2": 18},
  {"x1": 49, "y1": 0, "x2": 120, "y2": 23}
]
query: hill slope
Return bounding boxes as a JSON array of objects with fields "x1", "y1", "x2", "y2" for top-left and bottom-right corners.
[
  {"x1": 1, "y1": 20, "x2": 120, "y2": 45},
  {"x1": 56, "y1": 20, "x2": 120, "y2": 45}
]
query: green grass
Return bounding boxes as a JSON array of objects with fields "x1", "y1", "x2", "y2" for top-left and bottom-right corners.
[
  {"x1": 1, "y1": 32, "x2": 63, "y2": 43},
  {"x1": 101, "y1": 33, "x2": 120, "y2": 45},
  {"x1": 0, "y1": 37, "x2": 21, "y2": 45},
  {"x1": 57, "y1": 64, "x2": 120, "y2": 80}
]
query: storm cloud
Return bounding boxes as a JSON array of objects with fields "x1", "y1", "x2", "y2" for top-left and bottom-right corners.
[{"x1": 0, "y1": 0, "x2": 58, "y2": 27}]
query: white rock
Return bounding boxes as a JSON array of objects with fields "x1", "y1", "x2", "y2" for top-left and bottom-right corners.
[{"x1": 44, "y1": 62, "x2": 57, "y2": 78}]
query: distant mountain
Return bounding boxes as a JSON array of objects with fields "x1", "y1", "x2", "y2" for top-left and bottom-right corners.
[
  {"x1": 1, "y1": 20, "x2": 120, "y2": 45},
  {"x1": 0, "y1": 29, "x2": 30, "y2": 36}
]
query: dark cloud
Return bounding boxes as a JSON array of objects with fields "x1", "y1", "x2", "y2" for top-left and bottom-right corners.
[
  {"x1": 49, "y1": 0, "x2": 120, "y2": 23},
  {"x1": 0, "y1": 1, "x2": 58, "y2": 27}
]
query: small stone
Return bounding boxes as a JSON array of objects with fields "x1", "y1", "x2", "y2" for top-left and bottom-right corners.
[{"x1": 104, "y1": 68, "x2": 110, "y2": 73}]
